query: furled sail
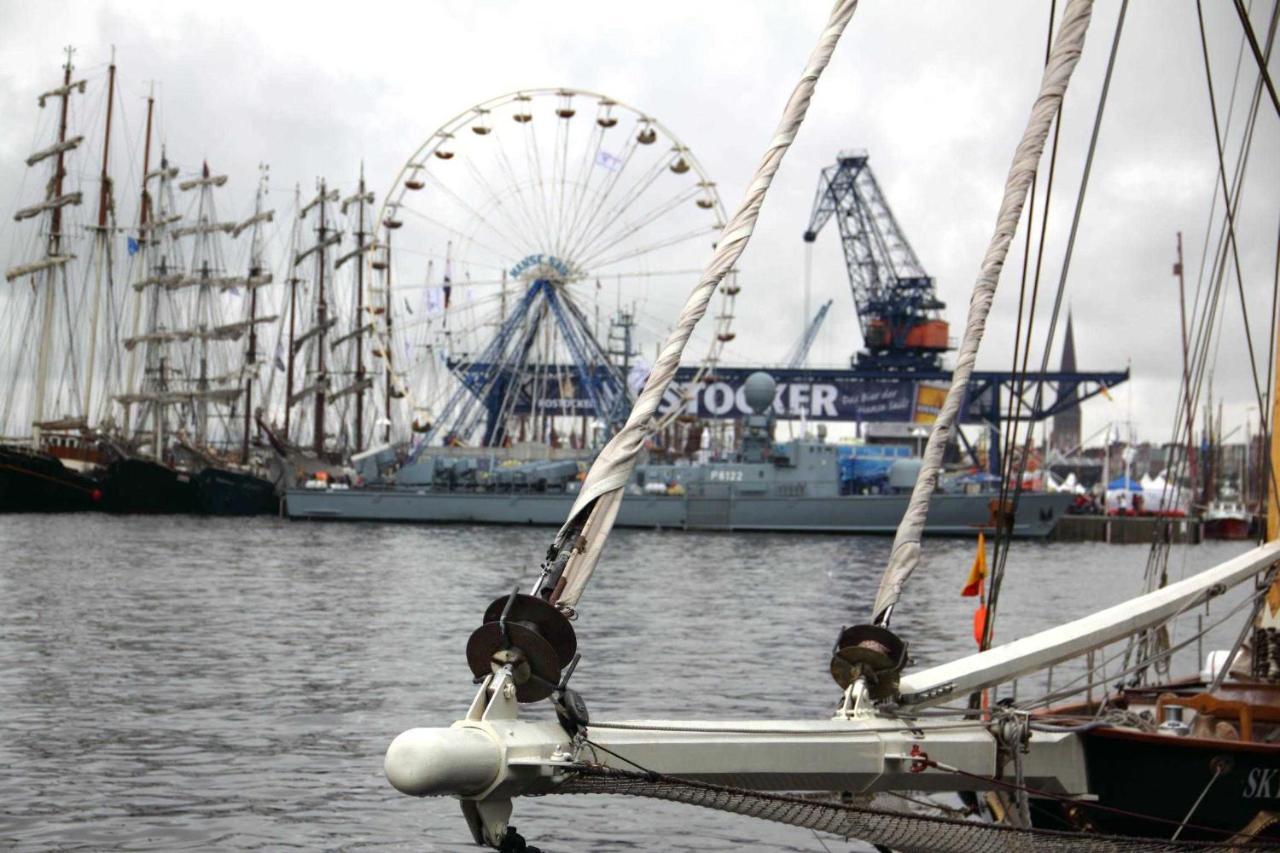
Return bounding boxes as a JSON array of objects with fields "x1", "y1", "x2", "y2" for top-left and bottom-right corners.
[
  {"x1": 330, "y1": 322, "x2": 374, "y2": 349},
  {"x1": 335, "y1": 241, "x2": 374, "y2": 269},
  {"x1": 294, "y1": 232, "x2": 341, "y2": 266},
  {"x1": 230, "y1": 209, "x2": 274, "y2": 239},
  {"x1": 131, "y1": 272, "x2": 183, "y2": 291},
  {"x1": 301, "y1": 187, "x2": 339, "y2": 217},
  {"x1": 291, "y1": 316, "x2": 339, "y2": 351},
  {"x1": 5, "y1": 254, "x2": 74, "y2": 282},
  {"x1": 169, "y1": 221, "x2": 236, "y2": 239},
  {"x1": 25, "y1": 135, "x2": 83, "y2": 167},
  {"x1": 287, "y1": 380, "x2": 328, "y2": 408},
  {"x1": 178, "y1": 172, "x2": 228, "y2": 191},
  {"x1": 328, "y1": 377, "x2": 374, "y2": 402},
  {"x1": 14, "y1": 191, "x2": 82, "y2": 222},
  {"x1": 166, "y1": 274, "x2": 246, "y2": 291},
  {"x1": 37, "y1": 78, "x2": 85, "y2": 107}
]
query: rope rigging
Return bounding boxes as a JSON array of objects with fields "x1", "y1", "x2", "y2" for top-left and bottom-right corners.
[
  {"x1": 871, "y1": 0, "x2": 1097, "y2": 625},
  {"x1": 985, "y1": 0, "x2": 1129, "y2": 651}
]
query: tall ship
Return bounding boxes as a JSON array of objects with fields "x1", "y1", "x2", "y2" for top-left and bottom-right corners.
[
  {"x1": 109, "y1": 146, "x2": 279, "y2": 515},
  {"x1": 0, "y1": 50, "x2": 115, "y2": 511}
]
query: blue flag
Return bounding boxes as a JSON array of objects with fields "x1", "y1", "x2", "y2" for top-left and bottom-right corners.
[{"x1": 127, "y1": 236, "x2": 140, "y2": 256}]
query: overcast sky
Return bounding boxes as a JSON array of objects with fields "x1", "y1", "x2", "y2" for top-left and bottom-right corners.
[{"x1": 1, "y1": 0, "x2": 1277, "y2": 444}]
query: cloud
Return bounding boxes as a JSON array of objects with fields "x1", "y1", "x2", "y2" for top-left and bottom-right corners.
[{"x1": 0, "y1": 0, "x2": 1276, "y2": 441}]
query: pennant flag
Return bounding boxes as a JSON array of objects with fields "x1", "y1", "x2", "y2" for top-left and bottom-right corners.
[
  {"x1": 274, "y1": 341, "x2": 286, "y2": 371},
  {"x1": 596, "y1": 150, "x2": 623, "y2": 172},
  {"x1": 425, "y1": 287, "x2": 445, "y2": 315},
  {"x1": 127, "y1": 236, "x2": 140, "y2": 256},
  {"x1": 961, "y1": 532, "x2": 987, "y2": 597},
  {"x1": 443, "y1": 241, "x2": 453, "y2": 310}
]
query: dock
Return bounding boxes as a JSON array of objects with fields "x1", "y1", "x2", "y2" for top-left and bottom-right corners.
[{"x1": 1050, "y1": 515, "x2": 1203, "y2": 545}]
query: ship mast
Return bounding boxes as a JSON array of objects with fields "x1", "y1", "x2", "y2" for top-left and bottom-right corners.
[
  {"x1": 384, "y1": 232, "x2": 394, "y2": 443},
  {"x1": 239, "y1": 166, "x2": 274, "y2": 464},
  {"x1": 82, "y1": 48, "x2": 117, "y2": 425},
  {"x1": 287, "y1": 183, "x2": 339, "y2": 451},
  {"x1": 354, "y1": 168, "x2": 367, "y2": 450},
  {"x1": 120, "y1": 85, "x2": 154, "y2": 441},
  {"x1": 30, "y1": 48, "x2": 82, "y2": 445},
  {"x1": 332, "y1": 171, "x2": 377, "y2": 453},
  {"x1": 313, "y1": 179, "x2": 330, "y2": 457},
  {"x1": 285, "y1": 186, "x2": 301, "y2": 441}
]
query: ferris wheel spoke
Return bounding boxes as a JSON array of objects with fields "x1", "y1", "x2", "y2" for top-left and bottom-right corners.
[
  {"x1": 494, "y1": 132, "x2": 553, "y2": 252},
  {"x1": 583, "y1": 224, "x2": 720, "y2": 270},
  {"x1": 552, "y1": 116, "x2": 574, "y2": 256},
  {"x1": 563, "y1": 124, "x2": 640, "y2": 252},
  {"x1": 416, "y1": 176, "x2": 527, "y2": 263},
  {"x1": 390, "y1": 243, "x2": 510, "y2": 274},
  {"x1": 560, "y1": 129, "x2": 644, "y2": 263},
  {"x1": 462, "y1": 156, "x2": 543, "y2": 256},
  {"x1": 559, "y1": 124, "x2": 607, "y2": 261},
  {"x1": 522, "y1": 122, "x2": 556, "y2": 255},
  {"x1": 574, "y1": 184, "x2": 703, "y2": 265},
  {"x1": 398, "y1": 204, "x2": 513, "y2": 273},
  {"x1": 564, "y1": 150, "x2": 671, "y2": 264}
]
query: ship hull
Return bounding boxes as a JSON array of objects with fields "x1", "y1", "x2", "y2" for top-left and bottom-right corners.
[
  {"x1": 1033, "y1": 724, "x2": 1280, "y2": 841},
  {"x1": 194, "y1": 467, "x2": 279, "y2": 516},
  {"x1": 100, "y1": 457, "x2": 200, "y2": 514},
  {"x1": 0, "y1": 444, "x2": 102, "y2": 512},
  {"x1": 1203, "y1": 516, "x2": 1253, "y2": 540},
  {"x1": 283, "y1": 487, "x2": 1071, "y2": 537}
]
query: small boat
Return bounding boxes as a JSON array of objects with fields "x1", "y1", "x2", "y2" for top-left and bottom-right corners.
[{"x1": 1203, "y1": 498, "x2": 1253, "y2": 540}]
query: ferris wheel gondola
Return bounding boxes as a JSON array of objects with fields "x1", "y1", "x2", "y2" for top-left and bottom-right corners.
[{"x1": 365, "y1": 87, "x2": 738, "y2": 448}]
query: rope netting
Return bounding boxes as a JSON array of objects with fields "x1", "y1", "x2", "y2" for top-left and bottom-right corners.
[{"x1": 551, "y1": 766, "x2": 1268, "y2": 853}]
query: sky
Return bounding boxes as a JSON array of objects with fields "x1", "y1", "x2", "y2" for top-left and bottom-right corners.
[{"x1": 0, "y1": 0, "x2": 1277, "y2": 444}]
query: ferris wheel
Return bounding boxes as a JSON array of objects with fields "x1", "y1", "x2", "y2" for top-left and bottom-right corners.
[{"x1": 366, "y1": 87, "x2": 738, "y2": 448}]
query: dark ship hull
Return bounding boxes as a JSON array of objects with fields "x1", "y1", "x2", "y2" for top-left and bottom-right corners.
[
  {"x1": 194, "y1": 467, "x2": 278, "y2": 516},
  {"x1": 100, "y1": 456, "x2": 199, "y2": 514},
  {"x1": 0, "y1": 443, "x2": 102, "y2": 512},
  {"x1": 1035, "y1": 681, "x2": 1280, "y2": 842}
]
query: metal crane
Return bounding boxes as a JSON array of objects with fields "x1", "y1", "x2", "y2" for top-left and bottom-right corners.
[
  {"x1": 803, "y1": 150, "x2": 948, "y2": 371},
  {"x1": 784, "y1": 299, "x2": 833, "y2": 368}
]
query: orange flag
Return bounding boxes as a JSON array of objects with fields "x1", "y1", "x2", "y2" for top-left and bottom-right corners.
[{"x1": 961, "y1": 532, "x2": 987, "y2": 597}]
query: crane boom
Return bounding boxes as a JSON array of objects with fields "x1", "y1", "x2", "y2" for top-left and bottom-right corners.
[
  {"x1": 784, "y1": 299, "x2": 833, "y2": 368},
  {"x1": 803, "y1": 150, "x2": 947, "y2": 370}
]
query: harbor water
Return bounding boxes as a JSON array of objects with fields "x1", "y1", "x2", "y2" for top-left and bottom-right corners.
[{"x1": 0, "y1": 516, "x2": 1255, "y2": 851}]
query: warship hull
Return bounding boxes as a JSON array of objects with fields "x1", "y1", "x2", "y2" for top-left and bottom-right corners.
[{"x1": 284, "y1": 487, "x2": 1071, "y2": 537}]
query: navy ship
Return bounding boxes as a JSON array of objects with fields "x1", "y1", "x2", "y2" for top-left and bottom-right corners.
[{"x1": 285, "y1": 373, "x2": 1070, "y2": 537}]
